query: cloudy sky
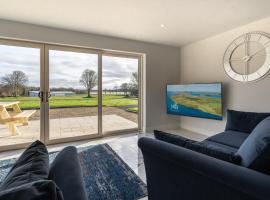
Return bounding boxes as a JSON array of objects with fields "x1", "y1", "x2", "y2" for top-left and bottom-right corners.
[
  {"x1": 0, "y1": 45, "x2": 138, "y2": 90},
  {"x1": 168, "y1": 83, "x2": 221, "y2": 93}
]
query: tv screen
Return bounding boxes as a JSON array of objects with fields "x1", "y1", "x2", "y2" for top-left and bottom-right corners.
[{"x1": 167, "y1": 83, "x2": 222, "y2": 120}]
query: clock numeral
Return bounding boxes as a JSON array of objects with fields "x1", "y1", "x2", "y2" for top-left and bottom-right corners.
[
  {"x1": 242, "y1": 75, "x2": 248, "y2": 82},
  {"x1": 263, "y1": 40, "x2": 270, "y2": 48},
  {"x1": 245, "y1": 33, "x2": 251, "y2": 42},
  {"x1": 224, "y1": 52, "x2": 231, "y2": 62},
  {"x1": 257, "y1": 34, "x2": 262, "y2": 41},
  {"x1": 224, "y1": 65, "x2": 231, "y2": 73}
]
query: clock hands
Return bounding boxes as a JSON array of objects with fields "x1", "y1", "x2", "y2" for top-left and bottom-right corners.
[
  {"x1": 244, "y1": 33, "x2": 250, "y2": 57},
  {"x1": 249, "y1": 41, "x2": 270, "y2": 58},
  {"x1": 230, "y1": 58, "x2": 242, "y2": 61},
  {"x1": 230, "y1": 40, "x2": 270, "y2": 62},
  {"x1": 244, "y1": 33, "x2": 250, "y2": 81},
  {"x1": 245, "y1": 33, "x2": 250, "y2": 80},
  {"x1": 231, "y1": 52, "x2": 266, "y2": 62}
]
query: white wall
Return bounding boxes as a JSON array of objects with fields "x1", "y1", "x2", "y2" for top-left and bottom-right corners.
[
  {"x1": 180, "y1": 17, "x2": 270, "y2": 136},
  {"x1": 0, "y1": 19, "x2": 181, "y2": 132}
]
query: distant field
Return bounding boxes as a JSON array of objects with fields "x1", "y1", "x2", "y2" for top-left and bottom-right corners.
[
  {"x1": 172, "y1": 93, "x2": 222, "y2": 117},
  {"x1": 0, "y1": 95, "x2": 138, "y2": 110}
]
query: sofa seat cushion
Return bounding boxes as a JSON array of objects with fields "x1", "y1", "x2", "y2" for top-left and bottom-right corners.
[
  {"x1": 49, "y1": 146, "x2": 87, "y2": 200},
  {"x1": 200, "y1": 140, "x2": 238, "y2": 154},
  {"x1": 206, "y1": 131, "x2": 248, "y2": 149},
  {"x1": 185, "y1": 141, "x2": 241, "y2": 164},
  {"x1": 225, "y1": 110, "x2": 270, "y2": 134},
  {"x1": 154, "y1": 130, "x2": 241, "y2": 164},
  {"x1": 0, "y1": 140, "x2": 49, "y2": 190},
  {"x1": 0, "y1": 180, "x2": 63, "y2": 200},
  {"x1": 237, "y1": 116, "x2": 270, "y2": 174}
]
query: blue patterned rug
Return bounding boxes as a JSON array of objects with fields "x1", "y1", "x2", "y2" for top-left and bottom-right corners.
[{"x1": 0, "y1": 144, "x2": 147, "y2": 200}]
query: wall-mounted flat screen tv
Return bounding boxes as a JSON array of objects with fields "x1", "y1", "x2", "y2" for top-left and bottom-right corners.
[{"x1": 167, "y1": 83, "x2": 222, "y2": 120}]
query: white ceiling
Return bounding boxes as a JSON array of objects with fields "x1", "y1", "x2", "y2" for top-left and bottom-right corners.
[{"x1": 0, "y1": 0, "x2": 270, "y2": 46}]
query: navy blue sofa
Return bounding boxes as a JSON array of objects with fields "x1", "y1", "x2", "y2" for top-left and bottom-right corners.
[
  {"x1": 0, "y1": 141, "x2": 87, "y2": 200},
  {"x1": 138, "y1": 110, "x2": 270, "y2": 200}
]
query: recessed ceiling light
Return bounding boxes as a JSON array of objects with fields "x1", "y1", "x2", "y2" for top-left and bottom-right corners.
[{"x1": 160, "y1": 24, "x2": 165, "y2": 28}]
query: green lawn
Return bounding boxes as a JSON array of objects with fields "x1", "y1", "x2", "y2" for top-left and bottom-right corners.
[
  {"x1": 0, "y1": 95, "x2": 138, "y2": 110},
  {"x1": 127, "y1": 107, "x2": 138, "y2": 113}
]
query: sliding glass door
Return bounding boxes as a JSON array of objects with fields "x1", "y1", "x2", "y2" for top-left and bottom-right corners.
[
  {"x1": 0, "y1": 39, "x2": 142, "y2": 150},
  {"x1": 45, "y1": 46, "x2": 101, "y2": 143},
  {"x1": 0, "y1": 40, "x2": 44, "y2": 150},
  {"x1": 102, "y1": 55, "x2": 139, "y2": 134}
]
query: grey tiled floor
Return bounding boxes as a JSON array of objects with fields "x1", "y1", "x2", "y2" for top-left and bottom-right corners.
[
  {"x1": 0, "y1": 131, "x2": 203, "y2": 200},
  {"x1": 0, "y1": 133, "x2": 152, "y2": 199},
  {"x1": 0, "y1": 133, "x2": 150, "y2": 178}
]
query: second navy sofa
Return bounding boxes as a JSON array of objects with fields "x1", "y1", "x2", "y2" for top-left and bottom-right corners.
[{"x1": 139, "y1": 110, "x2": 270, "y2": 200}]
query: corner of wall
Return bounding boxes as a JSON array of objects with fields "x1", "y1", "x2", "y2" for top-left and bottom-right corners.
[{"x1": 145, "y1": 123, "x2": 181, "y2": 133}]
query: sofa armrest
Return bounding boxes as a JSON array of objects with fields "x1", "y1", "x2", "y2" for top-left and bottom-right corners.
[
  {"x1": 49, "y1": 146, "x2": 87, "y2": 200},
  {"x1": 138, "y1": 137, "x2": 270, "y2": 200}
]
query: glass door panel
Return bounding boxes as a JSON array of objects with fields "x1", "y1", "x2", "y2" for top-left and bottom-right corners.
[
  {"x1": 0, "y1": 43, "x2": 42, "y2": 147},
  {"x1": 48, "y1": 48, "x2": 99, "y2": 140},
  {"x1": 102, "y1": 55, "x2": 139, "y2": 133}
]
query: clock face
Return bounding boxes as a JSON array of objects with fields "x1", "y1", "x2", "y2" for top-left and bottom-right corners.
[{"x1": 223, "y1": 32, "x2": 270, "y2": 82}]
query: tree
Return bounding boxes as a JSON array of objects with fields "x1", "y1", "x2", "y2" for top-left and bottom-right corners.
[
  {"x1": 113, "y1": 85, "x2": 119, "y2": 95},
  {"x1": 79, "y1": 69, "x2": 97, "y2": 98},
  {"x1": 129, "y1": 72, "x2": 138, "y2": 97},
  {"x1": 120, "y1": 83, "x2": 129, "y2": 97},
  {"x1": 1, "y1": 71, "x2": 28, "y2": 97},
  {"x1": 131, "y1": 72, "x2": 138, "y2": 86}
]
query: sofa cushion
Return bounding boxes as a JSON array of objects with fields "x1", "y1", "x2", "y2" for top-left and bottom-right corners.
[
  {"x1": 0, "y1": 140, "x2": 49, "y2": 190},
  {"x1": 237, "y1": 116, "x2": 270, "y2": 174},
  {"x1": 49, "y1": 146, "x2": 87, "y2": 200},
  {"x1": 206, "y1": 131, "x2": 248, "y2": 149},
  {"x1": 154, "y1": 130, "x2": 241, "y2": 164},
  {"x1": 0, "y1": 180, "x2": 63, "y2": 200},
  {"x1": 200, "y1": 140, "x2": 238, "y2": 154},
  {"x1": 154, "y1": 130, "x2": 194, "y2": 147},
  {"x1": 155, "y1": 130, "x2": 239, "y2": 153},
  {"x1": 225, "y1": 110, "x2": 270, "y2": 134},
  {"x1": 185, "y1": 141, "x2": 241, "y2": 164}
]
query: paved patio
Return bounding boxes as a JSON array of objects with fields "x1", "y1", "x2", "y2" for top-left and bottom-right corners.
[{"x1": 0, "y1": 114, "x2": 138, "y2": 146}]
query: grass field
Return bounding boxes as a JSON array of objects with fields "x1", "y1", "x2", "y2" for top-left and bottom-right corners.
[
  {"x1": 0, "y1": 95, "x2": 138, "y2": 110},
  {"x1": 127, "y1": 107, "x2": 138, "y2": 113}
]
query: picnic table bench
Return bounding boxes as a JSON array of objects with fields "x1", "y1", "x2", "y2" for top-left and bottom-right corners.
[{"x1": 0, "y1": 101, "x2": 36, "y2": 135}]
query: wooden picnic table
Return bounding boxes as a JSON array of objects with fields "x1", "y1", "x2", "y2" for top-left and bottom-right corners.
[{"x1": 0, "y1": 101, "x2": 36, "y2": 135}]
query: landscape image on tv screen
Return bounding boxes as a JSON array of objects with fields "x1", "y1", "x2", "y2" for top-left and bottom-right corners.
[{"x1": 167, "y1": 83, "x2": 222, "y2": 120}]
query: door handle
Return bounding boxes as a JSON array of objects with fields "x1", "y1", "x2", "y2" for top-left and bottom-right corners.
[
  {"x1": 45, "y1": 91, "x2": 51, "y2": 102},
  {"x1": 38, "y1": 91, "x2": 44, "y2": 102}
]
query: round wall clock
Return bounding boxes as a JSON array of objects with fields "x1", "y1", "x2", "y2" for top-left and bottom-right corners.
[{"x1": 223, "y1": 31, "x2": 270, "y2": 82}]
